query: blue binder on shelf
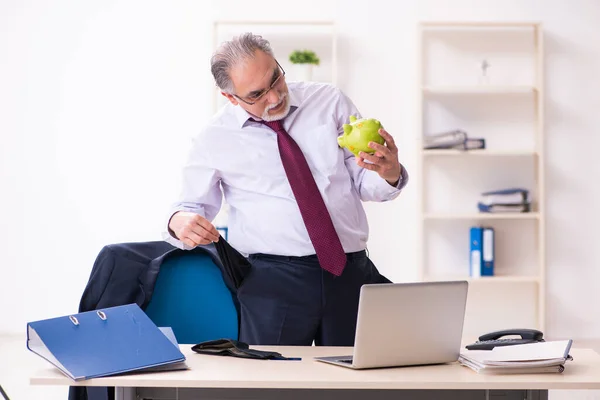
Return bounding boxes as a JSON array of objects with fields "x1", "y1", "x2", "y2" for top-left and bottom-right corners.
[
  {"x1": 26, "y1": 304, "x2": 186, "y2": 381},
  {"x1": 469, "y1": 227, "x2": 483, "y2": 278},
  {"x1": 482, "y1": 227, "x2": 495, "y2": 276}
]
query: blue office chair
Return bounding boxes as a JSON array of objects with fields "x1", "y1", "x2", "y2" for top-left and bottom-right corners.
[{"x1": 144, "y1": 253, "x2": 239, "y2": 344}]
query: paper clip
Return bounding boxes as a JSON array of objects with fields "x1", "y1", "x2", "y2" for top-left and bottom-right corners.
[
  {"x1": 97, "y1": 311, "x2": 107, "y2": 321},
  {"x1": 69, "y1": 315, "x2": 79, "y2": 326}
]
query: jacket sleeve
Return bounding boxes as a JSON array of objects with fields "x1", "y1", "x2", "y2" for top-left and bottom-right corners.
[
  {"x1": 78, "y1": 246, "x2": 117, "y2": 312},
  {"x1": 78, "y1": 241, "x2": 176, "y2": 312}
]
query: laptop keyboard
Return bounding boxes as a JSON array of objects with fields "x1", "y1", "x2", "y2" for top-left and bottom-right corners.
[{"x1": 338, "y1": 358, "x2": 353, "y2": 364}]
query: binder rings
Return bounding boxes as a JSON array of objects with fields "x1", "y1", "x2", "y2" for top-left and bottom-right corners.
[{"x1": 27, "y1": 304, "x2": 186, "y2": 381}]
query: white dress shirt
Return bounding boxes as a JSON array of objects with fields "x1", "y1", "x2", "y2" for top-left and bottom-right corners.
[{"x1": 164, "y1": 81, "x2": 409, "y2": 256}]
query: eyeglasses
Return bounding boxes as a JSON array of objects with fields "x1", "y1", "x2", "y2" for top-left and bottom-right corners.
[{"x1": 233, "y1": 60, "x2": 285, "y2": 105}]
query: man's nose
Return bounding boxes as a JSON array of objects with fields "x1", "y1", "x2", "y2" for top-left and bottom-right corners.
[{"x1": 266, "y1": 88, "x2": 280, "y2": 104}]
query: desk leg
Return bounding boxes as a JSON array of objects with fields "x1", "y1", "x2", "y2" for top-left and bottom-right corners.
[
  {"x1": 528, "y1": 390, "x2": 548, "y2": 400},
  {"x1": 115, "y1": 387, "x2": 136, "y2": 400},
  {"x1": 485, "y1": 390, "x2": 548, "y2": 400}
]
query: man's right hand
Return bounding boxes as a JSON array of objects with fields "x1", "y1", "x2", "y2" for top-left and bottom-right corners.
[{"x1": 168, "y1": 211, "x2": 220, "y2": 248}]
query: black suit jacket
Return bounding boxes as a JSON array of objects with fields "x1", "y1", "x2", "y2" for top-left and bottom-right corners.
[
  {"x1": 69, "y1": 239, "x2": 248, "y2": 400},
  {"x1": 77, "y1": 240, "x2": 241, "y2": 313}
]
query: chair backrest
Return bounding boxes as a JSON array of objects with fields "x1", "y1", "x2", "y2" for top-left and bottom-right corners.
[{"x1": 144, "y1": 253, "x2": 238, "y2": 344}]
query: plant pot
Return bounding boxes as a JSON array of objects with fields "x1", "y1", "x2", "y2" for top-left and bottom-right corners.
[{"x1": 293, "y1": 64, "x2": 314, "y2": 82}]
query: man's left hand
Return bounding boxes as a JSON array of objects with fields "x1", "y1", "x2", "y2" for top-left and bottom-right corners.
[{"x1": 356, "y1": 128, "x2": 402, "y2": 186}]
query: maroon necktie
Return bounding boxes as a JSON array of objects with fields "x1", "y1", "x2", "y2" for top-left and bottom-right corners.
[{"x1": 261, "y1": 119, "x2": 347, "y2": 276}]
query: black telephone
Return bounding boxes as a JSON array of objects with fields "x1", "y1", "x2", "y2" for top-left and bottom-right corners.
[{"x1": 466, "y1": 329, "x2": 544, "y2": 350}]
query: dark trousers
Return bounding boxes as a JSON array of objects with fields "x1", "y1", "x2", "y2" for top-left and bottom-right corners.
[{"x1": 238, "y1": 250, "x2": 391, "y2": 346}]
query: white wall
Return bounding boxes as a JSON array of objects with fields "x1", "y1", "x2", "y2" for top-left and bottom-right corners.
[{"x1": 1, "y1": 0, "x2": 599, "y2": 340}]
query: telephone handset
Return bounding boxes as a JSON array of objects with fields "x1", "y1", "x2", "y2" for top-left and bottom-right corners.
[{"x1": 465, "y1": 329, "x2": 544, "y2": 350}]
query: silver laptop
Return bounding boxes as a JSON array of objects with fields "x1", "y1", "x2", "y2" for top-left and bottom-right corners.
[{"x1": 314, "y1": 281, "x2": 468, "y2": 369}]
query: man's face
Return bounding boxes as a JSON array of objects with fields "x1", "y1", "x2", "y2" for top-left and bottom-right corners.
[{"x1": 222, "y1": 50, "x2": 290, "y2": 121}]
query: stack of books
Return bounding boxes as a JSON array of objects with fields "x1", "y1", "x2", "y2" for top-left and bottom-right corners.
[
  {"x1": 478, "y1": 188, "x2": 530, "y2": 213},
  {"x1": 423, "y1": 129, "x2": 485, "y2": 151},
  {"x1": 459, "y1": 340, "x2": 573, "y2": 374}
]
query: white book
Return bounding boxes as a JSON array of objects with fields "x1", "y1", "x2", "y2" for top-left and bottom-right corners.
[
  {"x1": 459, "y1": 356, "x2": 565, "y2": 374},
  {"x1": 459, "y1": 340, "x2": 573, "y2": 374}
]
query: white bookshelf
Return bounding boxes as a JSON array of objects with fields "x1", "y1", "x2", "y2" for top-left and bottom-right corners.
[
  {"x1": 423, "y1": 149, "x2": 538, "y2": 157},
  {"x1": 418, "y1": 22, "x2": 545, "y2": 338},
  {"x1": 422, "y1": 85, "x2": 537, "y2": 95},
  {"x1": 423, "y1": 212, "x2": 541, "y2": 221}
]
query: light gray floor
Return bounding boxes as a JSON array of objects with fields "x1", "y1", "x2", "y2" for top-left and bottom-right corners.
[
  {"x1": 1, "y1": 334, "x2": 599, "y2": 400},
  {"x1": 0, "y1": 334, "x2": 67, "y2": 400}
]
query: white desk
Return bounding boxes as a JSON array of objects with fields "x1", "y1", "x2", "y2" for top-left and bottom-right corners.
[{"x1": 30, "y1": 345, "x2": 600, "y2": 400}]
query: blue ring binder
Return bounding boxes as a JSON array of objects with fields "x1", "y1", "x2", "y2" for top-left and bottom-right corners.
[{"x1": 27, "y1": 304, "x2": 187, "y2": 381}]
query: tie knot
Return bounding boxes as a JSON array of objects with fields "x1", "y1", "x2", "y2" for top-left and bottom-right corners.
[{"x1": 261, "y1": 119, "x2": 285, "y2": 133}]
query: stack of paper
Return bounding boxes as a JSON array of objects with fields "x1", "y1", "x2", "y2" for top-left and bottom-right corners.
[{"x1": 459, "y1": 340, "x2": 573, "y2": 374}]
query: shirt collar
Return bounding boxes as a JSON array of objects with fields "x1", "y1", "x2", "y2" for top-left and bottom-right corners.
[{"x1": 233, "y1": 88, "x2": 300, "y2": 128}]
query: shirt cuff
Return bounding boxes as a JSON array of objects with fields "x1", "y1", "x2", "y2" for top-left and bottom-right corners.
[
  {"x1": 376, "y1": 164, "x2": 410, "y2": 195},
  {"x1": 394, "y1": 164, "x2": 409, "y2": 191},
  {"x1": 162, "y1": 231, "x2": 195, "y2": 251}
]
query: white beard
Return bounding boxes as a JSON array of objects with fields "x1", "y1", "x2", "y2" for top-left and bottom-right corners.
[{"x1": 261, "y1": 92, "x2": 290, "y2": 121}]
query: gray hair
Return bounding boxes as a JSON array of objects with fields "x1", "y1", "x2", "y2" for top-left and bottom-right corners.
[{"x1": 211, "y1": 32, "x2": 274, "y2": 93}]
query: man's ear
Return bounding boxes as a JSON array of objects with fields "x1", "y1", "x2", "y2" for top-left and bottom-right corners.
[{"x1": 221, "y1": 92, "x2": 238, "y2": 106}]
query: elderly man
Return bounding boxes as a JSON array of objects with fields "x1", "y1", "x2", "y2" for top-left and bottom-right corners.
[{"x1": 164, "y1": 32, "x2": 409, "y2": 346}]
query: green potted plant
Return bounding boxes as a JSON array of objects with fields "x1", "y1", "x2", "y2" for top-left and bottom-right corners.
[{"x1": 289, "y1": 49, "x2": 320, "y2": 81}]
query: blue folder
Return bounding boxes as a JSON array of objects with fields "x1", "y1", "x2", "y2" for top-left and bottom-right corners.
[
  {"x1": 482, "y1": 227, "x2": 495, "y2": 276},
  {"x1": 26, "y1": 304, "x2": 186, "y2": 381},
  {"x1": 469, "y1": 227, "x2": 483, "y2": 278}
]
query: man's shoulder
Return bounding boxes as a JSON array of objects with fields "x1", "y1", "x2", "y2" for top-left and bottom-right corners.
[{"x1": 194, "y1": 103, "x2": 238, "y2": 138}]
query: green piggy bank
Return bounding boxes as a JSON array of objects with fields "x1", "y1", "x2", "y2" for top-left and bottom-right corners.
[{"x1": 337, "y1": 116, "x2": 385, "y2": 156}]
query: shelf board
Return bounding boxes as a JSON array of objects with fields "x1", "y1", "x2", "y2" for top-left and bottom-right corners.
[
  {"x1": 422, "y1": 149, "x2": 538, "y2": 157},
  {"x1": 421, "y1": 21, "x2": 541, "y2": 28},
  {"x1": 214, "y1": 20, "x2": 335, "y2": 26},
  {"x1": 422, "y1": 85, "x2": 537, "y2": 95},
  {"x1": 424, "y1": 275, "x2": 540, "y2": 284},
  {"x1": 424, "y1": 212, "x2": 540, "y2": 220}
]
